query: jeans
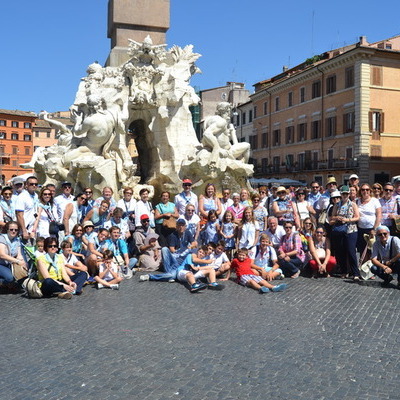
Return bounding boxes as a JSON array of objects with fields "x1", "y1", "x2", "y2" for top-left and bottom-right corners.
[
  {"x1": 371, "y1": 262, "x2": 400, "y2": 283},
  {"x1": 149, "y1": 247, "x2": 180, "y2": 281},
  {"x1": 41, "y1": 271, "x2": 87, "y2": 297},
  {"x1": 0, "y1": 264, "x2": 14, "y2": 284},
  {"x1": 331, "y1": 230, "x2": 359, "y2": 276},
  {"x1": 129, "y1": 257, "x2": 138, "y2": 269},
  {"x1": 278, "y1": 256, "x2": 303, "y2": 277}
]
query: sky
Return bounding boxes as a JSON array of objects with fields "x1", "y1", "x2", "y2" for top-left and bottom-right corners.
[{"x1": 2, "y1": 0, "x2": 400, "y2": 113}]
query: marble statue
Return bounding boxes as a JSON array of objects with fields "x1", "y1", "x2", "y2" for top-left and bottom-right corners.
[{"x1": 26, "y1": 35, "x2": 253, "y2": 198}]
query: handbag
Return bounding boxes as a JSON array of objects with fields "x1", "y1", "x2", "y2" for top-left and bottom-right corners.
[
  {"x1": 394, "y1": 216, "x2": 400, "y2": 233},
  {"x1": 332, "y1": 223, "x2": 347, "y2": 233},
  {"x1": 11, "y1": 262, "x2": 28, "y2": 281},
  {"x1": 162, "y1": 216, "x2": 176, "y2": 229},
  {"x1": 318, "y1": 209, "x2": 327, "y2": 225},
  {"x1": 21, "y1": 277, "x2": 43, "y2": 298},
  {"x1": 49, "y1": 221, "x2": 65, "y2": 235},
  {"x1": 114, "y1": 255, "x2": 133, "y2": 279},
  {"x1": 315, "y1": 248, "x2": 326, "y2": 260}
]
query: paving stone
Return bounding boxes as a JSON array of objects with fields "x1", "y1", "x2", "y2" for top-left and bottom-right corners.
[{"x1": 1, "y1": 275, "x2": 400, "y2": 399}]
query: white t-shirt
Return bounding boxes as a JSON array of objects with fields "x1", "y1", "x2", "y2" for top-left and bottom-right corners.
[
  {"x1": 54, "y1": 194, "x2": 74, "y2": 221},
  {"x1": 174, "y1": 191, "x2": 199, "y2": 215},
  {"x1": 212, "y1": 252, "x2": 229, "y2": 269},
  {"x1": 265, "y1": 225, "x2": 285, "y2": 249},
  {"x1": 15, "y1": 190, "x2": 38, "y2": 232},
  {"x1": 357, "y1": 197, "x2": 381, "y2": 229},
  {"x1": 239, "y1": 221, "x2": 260, "y2": 249}
]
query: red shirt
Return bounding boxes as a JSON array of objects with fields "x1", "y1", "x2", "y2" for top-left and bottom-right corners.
[{"x1": 231, "y1": 257, "x2": 254, "y2": 279}]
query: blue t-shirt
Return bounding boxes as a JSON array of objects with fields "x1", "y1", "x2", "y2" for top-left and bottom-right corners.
[{"x1": 103, "y1": 238, "x2": 128, "y2": 257}]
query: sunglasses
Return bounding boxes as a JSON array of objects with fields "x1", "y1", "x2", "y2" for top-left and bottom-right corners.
[
  {"x1": 377, "y1": 232, "x2": 388, "y2": 237},
  {"x1": 304, "y1": 222, "x2": 312, "y2": 225},
  {"x1": 47, "y1": 245, "x2": 58, "y2": 248},
  {"x1": 361, "y1": 188, "x2": 370, "y2": 191},
  {"x1": 8, "y1": 228, "x2": 18, "y2": 232},
  {"x1": 85, "y1": 191, "x2": 92, "y2": 194},
  {"x1": 311, "y1": 186, "x2": 319, "y2": 189},
  {"x1": 384, "y1": 188, "x2": 393, "y2": 192},
  {"x1": 28, "y1": 182, "x2": 38, "y2": 186},
  {"x1": 142, "y1": 219, "x2": 150, "y2": 222},
  {"x1": 278, "y1": 191, "x2": 286, "y2": 195},
  {"x1": 43, "y1": 193, "x2": 51, "y2": 196},
  {"x1": 183, "y1": 184, "x2": 192, "y2": 187},
  {"x1": 316, "y1": 231, "x2": 324, "y2": 234},
  {"x1": 297, "y1": 193, "x2": 305, "y2": 196},
  {"x1": 284, "y1": 226, "x2": 293, "y2": 229}
]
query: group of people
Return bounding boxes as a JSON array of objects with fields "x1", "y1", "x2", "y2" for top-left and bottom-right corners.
[{"x1": 0, "y1": 173, "x2": 399, "y2": 298}]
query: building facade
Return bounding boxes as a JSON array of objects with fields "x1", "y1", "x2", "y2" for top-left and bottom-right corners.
[
  {"x1": 0, "y1": 109, "x2": 35, "y2": 183},
  {"x1": 249, "y1": 35, "x2": 400, "y2": 186}
]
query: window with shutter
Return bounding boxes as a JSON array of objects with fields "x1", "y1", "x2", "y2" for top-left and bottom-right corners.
[{"x1": 371, "y1": 66, "x2": 383, "y2": 86}]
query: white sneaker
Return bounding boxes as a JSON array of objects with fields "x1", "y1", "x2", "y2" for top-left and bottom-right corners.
[
  {"x1": 110, "y1": 284, "x2": 119, "y2": 290},
  {"x1": 168, "y1": 278, "x2": 175, "y2": 283},
  {"x1": 97, "y1": 283, "x2": 104, "y2": 289},
  {"x1": 140, "y1": 274, "x2": 149, "y2": 282}
]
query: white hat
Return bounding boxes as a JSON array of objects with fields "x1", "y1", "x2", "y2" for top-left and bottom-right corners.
[
  {"x1": 349, "y1": 174, "x2": 359, "y2": 180},
  {"x1": 330, "y1": 190, "x2": 341, "y2": 198}
]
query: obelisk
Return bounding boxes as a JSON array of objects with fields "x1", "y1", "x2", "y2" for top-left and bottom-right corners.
[{"x1": 106, "y1": 0, "x2": 170, "y2": 66}]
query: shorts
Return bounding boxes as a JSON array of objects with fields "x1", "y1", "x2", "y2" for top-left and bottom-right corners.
[
  {"x1": 177, "y1": 269, "x2": 206, "y2": 283},
  {"x1": 239, "y1": 274, "x2": 264, "y2": 286}
]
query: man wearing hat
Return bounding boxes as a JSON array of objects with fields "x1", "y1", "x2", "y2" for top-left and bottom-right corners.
[
  {"x1": 315, "y1": 177, "x2": 338, "y2": 218},
  {"x1": 11, "y1": 177, "x2": 25, "y2": 207},
  {"x1": 133, "y1": 214, "x2": 161, "y2": 271},
  {"x1": 54, "y1": 182, "x2": 74, "y2": 222},
  {"x1": 174, "y1": 179, "x2": 198, "y2": 215},
  {"x1": 370, "y1": 225, "x2": 400, "y2": 287},
  {"x1": 140, "y1": 218, "x2": 196, "y2": 282},
  {"x1": 349, "y1": 174, "x2": 359, "y2": 189}
]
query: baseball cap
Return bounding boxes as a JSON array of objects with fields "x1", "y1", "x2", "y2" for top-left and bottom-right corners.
[
  {"x1": 176, "y1": 218, "x2": 187, "y2": 225},
  {"x1": 12, "y1": 177, "x2": 24, "y2": 185},
  {"x1": 340, "y1": 185, "x2": 350, "y2": 193},
  {"x1": 182, "y1": 179, "x2": 192, "y2": 185},
  {"x1": 61, "y1": 181, "x2": 72, "y2": 187},
  {"x1": 140, "y1": 214, "x2": 150, "y2": 221},
  {"x1": 349, "y1": 174, "x2": 359, "y2": 180},
  {"x1": 82, "y1": 221, "x2": 94, "y2": 228}
]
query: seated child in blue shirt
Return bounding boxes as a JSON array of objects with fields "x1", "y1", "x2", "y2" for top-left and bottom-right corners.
[{"x1": 176, "y1": 245, "x2": 225, "y2": 292}]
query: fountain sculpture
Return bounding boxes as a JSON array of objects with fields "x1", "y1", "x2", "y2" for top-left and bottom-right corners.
[{"x1": 26, "y1": 36, "x2": 253, "y2": 197}]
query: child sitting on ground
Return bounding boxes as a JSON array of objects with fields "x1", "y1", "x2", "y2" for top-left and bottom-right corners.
[
  {"x1": 176, "y1": 245, "x2": 224, "y2": 292},
  {"x1": 227, "y1": 248, "x2": 287, "y2": 294},
  {"x1": 94, "y1": 249, "x2": 123, "y2": 290},
  {"x1": 210, "y1": 240, "x2": 231, "y2": 280},
  {"x1": 253, "y1": 234, "x2": 283, "y2": 281}
]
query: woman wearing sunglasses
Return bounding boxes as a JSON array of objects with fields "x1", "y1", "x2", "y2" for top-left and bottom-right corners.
[
  {"x1": 37, "y1": 237, "x2": 86, "y2": 298},
  {"x1": 0, "y1": 221, "x2": 26, "y2": 291},
  {"x1": 0, "y1": 186, "x2": 16, "y2": 229},
  {"x1": 32, "y1": 187, "x2": 59, "y2": 238},
  {"x1": 356, "y1": 184, "x2": 382, "y2": 257},
  {"x1": 330, "y1": 185, "x2": 360, "y2": 280},
  {"x1": 308, "y1": 225, "x2": 336, "y2": 278}
]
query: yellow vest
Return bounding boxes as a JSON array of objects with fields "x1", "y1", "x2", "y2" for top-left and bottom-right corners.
[{"x1": 37, "y1": 254, "x2": 64, "y2": 282}]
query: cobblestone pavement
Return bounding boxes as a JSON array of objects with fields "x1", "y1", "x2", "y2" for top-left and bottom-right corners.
[{"x1": 1, "y1": 275, "x2": 400, "y2": 400}]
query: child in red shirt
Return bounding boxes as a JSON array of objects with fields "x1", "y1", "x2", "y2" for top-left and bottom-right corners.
[{"x1": 228, "y1": 248, "x2": 287, "y2": 294}]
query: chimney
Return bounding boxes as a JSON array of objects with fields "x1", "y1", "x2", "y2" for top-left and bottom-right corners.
[
  {"x1": 359, "y1": 36, "x2": 368, "y2": 46},
  {"x1": 283, "y1": 66, "x2": 289, "y2": 72}
]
